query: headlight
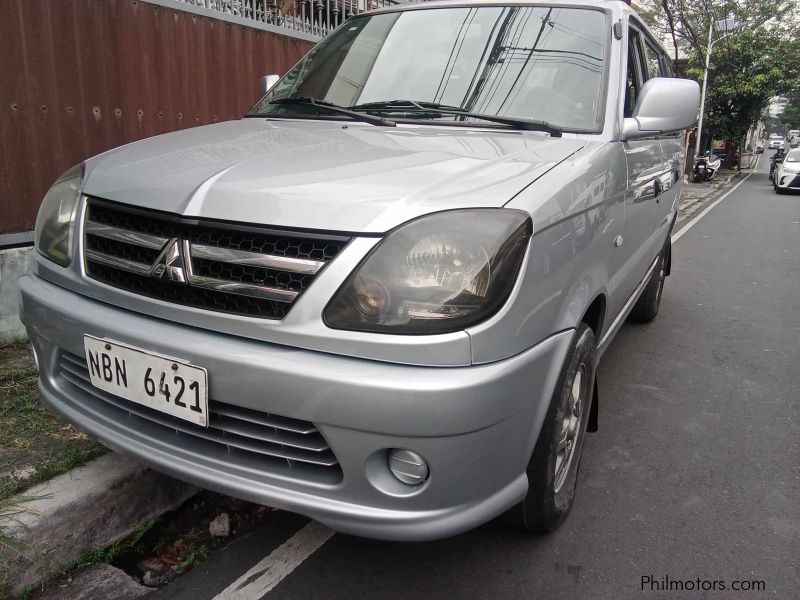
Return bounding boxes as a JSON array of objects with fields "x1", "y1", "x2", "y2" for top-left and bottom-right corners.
[
  {"x1": 34, "y1": 163, "x2": 84, "y2": 267},
  {"x1": 324, "y1": 209, "x2": 532, "y2": 334}
]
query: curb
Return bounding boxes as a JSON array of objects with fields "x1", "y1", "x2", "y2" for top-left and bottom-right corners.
[
  {"x1": 678, "y1": 171, "x2": 743, "y2": 222},
  {"x1": 1, "y1": 453, "x2": 197, "y2": 597}
]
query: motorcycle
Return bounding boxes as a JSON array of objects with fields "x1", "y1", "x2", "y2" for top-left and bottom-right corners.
[
  {"x1": 692, "y1": 153, "x2": 721, "y2": 183},
  {"x1": 769, "y1": 151, "x2": 785, "y2": 183}
]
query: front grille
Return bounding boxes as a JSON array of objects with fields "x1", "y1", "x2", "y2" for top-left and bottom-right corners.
[
  {"x1": 56, "y1": 351, "x2": 342, "y2": 484},
  {"x1": 83, "y1": 199, "x2": 350, "y2": 319}
]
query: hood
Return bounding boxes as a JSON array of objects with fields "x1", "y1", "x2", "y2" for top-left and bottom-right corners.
[{"x1": 83, "y1": 119, "x2": 584, "y2": 233}]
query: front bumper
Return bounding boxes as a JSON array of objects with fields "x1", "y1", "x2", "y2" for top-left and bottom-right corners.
[
  {"x1": 20, "y1": 273, "x2": 572, "y2": 541},
  {"x1": 776, "y1": 173, "x2": 800, "y2": 189}
]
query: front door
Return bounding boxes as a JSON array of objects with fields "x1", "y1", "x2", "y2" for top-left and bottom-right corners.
[{"x1": 617, "y1": 25, "x2": 664, "y2": 304}]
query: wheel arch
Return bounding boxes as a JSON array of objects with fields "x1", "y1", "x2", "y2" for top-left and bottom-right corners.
[
  {"x1": 580, "y1": 294, "x2": 607, "y2": 340},
  {"x1": 580, "y1": 296, "x2": 604, "y2": 433}
]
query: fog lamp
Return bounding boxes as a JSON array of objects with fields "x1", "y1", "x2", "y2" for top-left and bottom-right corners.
[{"x1": 388, "y1": 449, "x2": 429, "y2": 485}]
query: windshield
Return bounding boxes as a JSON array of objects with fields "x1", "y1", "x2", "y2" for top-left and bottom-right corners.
[
  {"x1": 250, "y1": 6, "x2": 608, "y2": 131},
  {"x1": 785, "y1": 150, "x2": 800, "y2": 162}
]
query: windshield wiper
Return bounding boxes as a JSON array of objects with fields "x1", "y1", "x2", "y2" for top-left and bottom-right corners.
[
  {"x1": 246, "y1": 97, "x2": 396, "y2": 127},
  {"x1": 351, "y1": 100, "x2": 468, "y2": 113},
  {"x1": 349, "y1": 100, "x2": 562, "y2": 137}
]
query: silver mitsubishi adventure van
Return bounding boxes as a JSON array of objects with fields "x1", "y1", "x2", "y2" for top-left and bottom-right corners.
[{"x1": 21, "y1": 0, "x2": 700, "y2": 540}]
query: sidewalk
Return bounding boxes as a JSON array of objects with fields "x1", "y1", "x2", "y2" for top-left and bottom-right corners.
[{"x1": 678, "y1": 169, "x2": 741, "y2": 222}]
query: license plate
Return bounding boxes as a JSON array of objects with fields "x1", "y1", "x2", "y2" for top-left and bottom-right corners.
[{"x1": 83, "y1": 336, "x2": 209, "y2": 427}]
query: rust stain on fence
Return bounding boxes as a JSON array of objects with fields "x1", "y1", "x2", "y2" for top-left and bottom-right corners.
[{"x1": 0, "y1": 0, "x2": 313, "y2": 234}]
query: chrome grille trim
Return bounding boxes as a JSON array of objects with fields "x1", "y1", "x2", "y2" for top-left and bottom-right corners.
[
  {"x1": 85, "y1": 221, "x2": 169, "y2": 250},
  {"x1": 190, "y1": 243, "x2": 324, "y2": 275},
  {"x1": 182, "y1": 241, "x2": 299, "y2": 303},
  {"x1": 57, "y1": 351, "x2": 342, "y2": 471},
  {"x1": 85, "y1": 249, "x2": 153, "y2": 276},
  {"x1": 182, "y1": 272, "x2": 300, "y2": 303},
  {"x1": 82, "y1": 199, "x2": 351, "y2": 319}
]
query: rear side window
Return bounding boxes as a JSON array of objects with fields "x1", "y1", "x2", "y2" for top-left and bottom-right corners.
[
  {"x1": 642, "y1": 42, "x2": 663, "y2": 79},
  {"x1": 659, "y1": 52, "x2": 674, "y2": 77}
]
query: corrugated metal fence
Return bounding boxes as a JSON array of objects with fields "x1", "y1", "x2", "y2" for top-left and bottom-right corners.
[{"x1": 0, "y1": 0, "x2": 317, "y2": 235}]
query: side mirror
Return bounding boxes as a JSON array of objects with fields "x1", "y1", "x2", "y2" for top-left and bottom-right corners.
[
  {"x1": 259, "y1": 74, "x2": 280, "y2": 96},
  {"x1": 623, "y1": 78, "x2": 700, "y2": 140}
]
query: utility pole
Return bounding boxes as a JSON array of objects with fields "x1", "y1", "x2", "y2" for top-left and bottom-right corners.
[
  {"x1": 694, "y1": 18, "x2": 742, "y2": 158},
  {"x1": 694, "y1": 19, "x2": 715, "y2": 157}
]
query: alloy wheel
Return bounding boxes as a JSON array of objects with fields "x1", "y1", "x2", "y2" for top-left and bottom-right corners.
[{"x1": 554, "y1": 364, "x2": 586, "y2": 493}]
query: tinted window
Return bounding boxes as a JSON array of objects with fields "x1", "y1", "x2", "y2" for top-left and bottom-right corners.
[
  {"x1": 624, "y1": 29, "x2": 645, "y2": 117},
  {"x1": 642, "y1": 42, "x2": 662, "y2": 79},
  {"x1": 253, "y1": 7, "x2": 608, "y2": 131},
  {"x1": 659, "y1": 52, "x2": 674, "y2": 77}
]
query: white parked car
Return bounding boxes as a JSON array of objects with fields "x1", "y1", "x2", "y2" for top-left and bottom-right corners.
[
  {"x1": 769, "y1": 136, "x2": 785, "y2": 150},
  {"x1": 774, "y1": 148, "x2": 800, "y2": 193}
]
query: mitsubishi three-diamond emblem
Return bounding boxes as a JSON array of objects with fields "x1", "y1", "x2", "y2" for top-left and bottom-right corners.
[{"x1": 151, "y1": 238, "x2": 187, "y2": 283}]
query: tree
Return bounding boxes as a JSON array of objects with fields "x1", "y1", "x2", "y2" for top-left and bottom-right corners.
[
  {"x1": 637, "y1": 1, "x2": 800, "y2": 164},
  {"x1": 636, "y1": 1, "x2": 799, "y2": 57},
  {"x1": 780, "y1": 91, "x2": 800, "y2": 130},
  {"x1": 690, "y1": 29, "x2": 800, "y2": 158}
]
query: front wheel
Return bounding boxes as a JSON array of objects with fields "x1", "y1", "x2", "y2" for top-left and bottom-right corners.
[{"x1": 503, "y1": 323, "x2": 596, "y2": 533}]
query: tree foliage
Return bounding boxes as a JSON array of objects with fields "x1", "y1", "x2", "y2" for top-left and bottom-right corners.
[
  {"x1": 780, "y1": 90, "x2": 800, "y2": 130},
  {"x1": 636, "y1": 0, "x2": 800, "y2": 145},
  {"x1": 691, "y1": 30, "x2": 800, "y2": 143},
  {"x1": 637, "y1": 1, "x2": 799, "y2": 56}
]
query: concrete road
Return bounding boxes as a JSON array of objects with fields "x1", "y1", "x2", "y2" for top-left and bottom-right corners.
[{"x1": 151, "y1": 159, "x2": 799, "y2": 599}]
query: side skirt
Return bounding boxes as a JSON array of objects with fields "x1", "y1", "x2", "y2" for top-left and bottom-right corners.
[{"x1": 596, "y1": 254, "x2": 659, "y2": 360}]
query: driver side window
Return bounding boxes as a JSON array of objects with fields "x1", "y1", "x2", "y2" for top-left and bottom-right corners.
[{"x1": 624, "y1": 29, "x2": 645, "y2": 118}]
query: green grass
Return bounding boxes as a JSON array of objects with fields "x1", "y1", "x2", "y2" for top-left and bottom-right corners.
[
  {"x1": 72, "y1": 517, "x2": 158, "y2": 571},
  {"x1": 0, "y1": 379, "x2": 54, "y2": 450},
  {"x1": 0, "y1": 343, "x2": 106, "y2": 501},
  {"x1": 174, "y1": 544, "x2": 208, "y2": 574}
]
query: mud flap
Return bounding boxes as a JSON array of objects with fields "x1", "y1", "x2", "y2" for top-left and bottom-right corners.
[
  {"x1": 587, "y1": 376, "x2": 598, "y2": 432},
  {"x1": 665, "y1": 213, "x2": 676, "y2": 276}
]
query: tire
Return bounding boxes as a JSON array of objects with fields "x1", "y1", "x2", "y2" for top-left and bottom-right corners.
[
  {"x1": 775, "y1": 186, "x2": 785, "y2": 195},
  {"x1": 628, "y1": 239, "x2": 668, "y2": 324},
  {"x1": 504, "y1": 323, "x2": 596, "y2": 533}
]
